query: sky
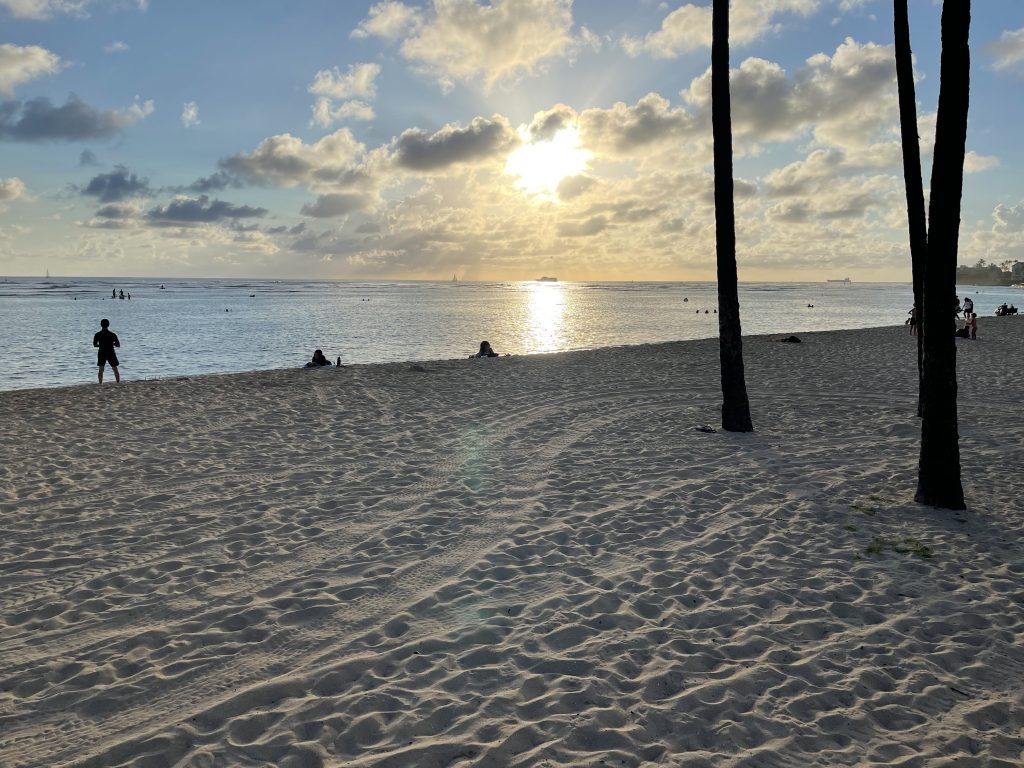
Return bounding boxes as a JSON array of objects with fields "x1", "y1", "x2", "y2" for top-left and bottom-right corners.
[{"x1": 1, "y1": 0, "x2": 1022, "y2": 281}]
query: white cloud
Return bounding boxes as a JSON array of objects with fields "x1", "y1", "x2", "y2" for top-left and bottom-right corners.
[
  {"x1": 0, "y1": 43, "x2": 63, "y2": 96},
  {"x1": 0, "y1": 0, "x2": 87, "y2": 18},
  {"x1": 358, "y1": 0, "x2": 578, "y2": 90},
  {"x1": 351, "y1": 0, "x2": 421, "y2": 40},
  {"x1": 988, "y1": 26, "x2": 1024, "y2": 75},
  {"x1": 992, "y1": 202, "x2": 1024, "y2": 234},
  {"x1": 622, "y1": 4, "x2": 710, "y2": 57},
  {"x1": 0, "y1": 176, "x2": 28, "y2": 202},
  {"x1": 308, "y1": 62, "x2": 381, "y2": 100},
  {"x1": 308, "y1": 62, "x2": 380, "y2": 128},
  {"x1": 622, "y1": 0, "x2": 818, "y2": 58},
  {"x1": 104, "y1": 40, "x2": 129, "y2": 53},
  {"x1": 181, "y1": 101, "x2": 199, "y2": 128},
  {"x1": 0, "y1": 0, "x2": 147, "y2": 17},
  {"x1": 683, "y1": 38, "x2": 898, "y2": 150},
  {"x1": 963, "y1": 151, "x2": 999, "y2": 174},
  {"x1": 121, "y1": 97, "x2": 155, "y2": 124},
  {"x1": 311, "y1": 98, "x2": 375, "y2": 128}
]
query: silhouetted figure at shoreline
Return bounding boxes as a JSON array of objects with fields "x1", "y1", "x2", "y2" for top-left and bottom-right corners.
[
  {"x1": 305, "y1": 349, "x2": 333, "y2": 368},
  {"x1": 93, "y1": 318, "x2": 121, "y2": 384},
  {"x1": 472, "y1": 340, "x2": 499, "y2": 358}
]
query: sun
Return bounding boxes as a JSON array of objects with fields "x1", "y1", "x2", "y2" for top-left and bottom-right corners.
[{"x1": 504, "y1": 126, "x2": 591, "y2": 199}]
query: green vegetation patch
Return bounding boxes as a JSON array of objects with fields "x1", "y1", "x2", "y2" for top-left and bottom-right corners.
[
  {"x1": 865, "y1": 536, "x2": 934, "y2": 559},
  {"x1": 851, "y1": 502, "x2": 877, "y2": 517}
]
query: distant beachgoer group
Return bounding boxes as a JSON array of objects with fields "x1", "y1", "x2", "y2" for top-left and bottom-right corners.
[{"x1": 953, "y1": 295, "x2": 978, "y2": 340}]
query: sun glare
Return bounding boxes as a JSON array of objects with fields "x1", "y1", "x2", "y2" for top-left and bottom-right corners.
[
  {"x1": 526, "y1": 281, "x2": 567, "y2": 353},
  {"x1": 504, "y1": 127, "x2": 591, "y2": 199}
]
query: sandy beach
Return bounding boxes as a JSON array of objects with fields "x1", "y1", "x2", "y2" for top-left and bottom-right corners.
[{"x1": 1, "y1": 319, "x2": 1022, "y2": 768}]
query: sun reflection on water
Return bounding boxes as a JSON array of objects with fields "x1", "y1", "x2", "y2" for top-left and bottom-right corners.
[{"x1": 526, "y1": 282, "x2": 568, "y2": 353}]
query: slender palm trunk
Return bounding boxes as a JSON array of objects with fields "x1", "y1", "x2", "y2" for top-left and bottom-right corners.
[
  {"x1": 712, "y1": 0, "x2": 753, "y2": 433},
  {"x1": 916, "y1": 0, "x2": 969, "y2": 509},
  {"x1": 894, "y1": 0, "x2": 928, "y2": 417}
]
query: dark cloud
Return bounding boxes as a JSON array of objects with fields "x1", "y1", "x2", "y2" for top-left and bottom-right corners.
[
  {"x1": 266, "y1": 222, "x2": 307, "y2": 235},
  {"x1": 557, "y1": 215, "x2": 608, "y2": 237},
  {"x1": 95, "y1": 202, "x2": 139, "y2": 219},
  {"x1": 528, "y1": 104, "x2": 575, "y2": 141},
  {"x1": 182, "y1": 171, "x2": 242, "y2": 193},
  {"x1": 146, "y1": 195, "x2": 267, "y2": 225},
  {"x1": 557, "y1": 174, "x2": 595, "y2": 200},
  {"x1": 300, "y1": 192, "x2": 372, "y2": 218},
  {"x1": 217, "y1": 129, "x2": 365, "y2": 188},
  {"x1": 0, "y1": 94, "x2": 150, "y2": 142},
  {"x1": 580, "y1": 93, "x2": 697, "y2": 156},
  {"x1": 78, "y1": 148, "x2": 100, "y2": 166},
  {"x1": 392, "y1": 116, "x2": 518, "y2": 171},
  {"x1": 766, "y1": 201, "x2": 811, "y2": 223},
  {"x1": 82, "y1": 165, "x2": 150, "y2": 202}
]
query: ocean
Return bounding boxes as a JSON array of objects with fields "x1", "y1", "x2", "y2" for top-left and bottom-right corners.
[{"x1": 0, "y1": 277, "x2": 1019, "y2": 392}]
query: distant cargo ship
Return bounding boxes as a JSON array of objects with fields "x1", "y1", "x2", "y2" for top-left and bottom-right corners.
[
  {"x1": 827, "y1": 277, "x2": 851, "y2": 283},
  {"x1": 537, "y1": 276, "x2": 558, "y2": 282}
]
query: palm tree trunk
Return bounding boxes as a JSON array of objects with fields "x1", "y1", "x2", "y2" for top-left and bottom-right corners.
[
  {"x1": 712, "y1": 0, "x2": 753, "y2": 433},
  {"x1": 916, "y1": 0, "x2": 969, "y2": 510},
  {"x1": 894, "y1": 0, "x2": 927, "y2": 418}
]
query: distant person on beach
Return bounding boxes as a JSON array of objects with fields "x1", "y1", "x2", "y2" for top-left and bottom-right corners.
[
  {"x1": 968, "y1": 312, "x2": 978, "y2": 340},
  {"x1": 93, "y1": 319, "x2": 121, "y2": 384},
  {"x1": 963, "y1": 296, "x2": 973, "y2": 316},
  {"x1": 907, "y1": 304, "x2": 918, "y2": 335},
  {"x1": 954, "y1": 295, "x2": 961, "y2": 318},
  {"x1": 472, "y1": 341, "x2": 499, "y2": 358},
  {"x1": 111, "y1": 289, "x2": 116, "y2": 299},
  {"x1": 305, "y1": 349, "x2": 332, "y2": 367}
]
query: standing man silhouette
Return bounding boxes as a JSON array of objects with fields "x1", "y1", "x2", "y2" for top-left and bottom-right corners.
[{"x1": 93, "y1": 319, "x2": 121, "y2": 384}]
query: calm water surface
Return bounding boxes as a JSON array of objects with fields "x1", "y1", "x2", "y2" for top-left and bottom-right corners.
[{"x1": 0, "y1": 278, "x2": 1019, "y2": 391}]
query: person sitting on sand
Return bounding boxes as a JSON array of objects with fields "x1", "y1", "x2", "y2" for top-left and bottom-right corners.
[
  {"x1": 472, "y1": 340, "x2": 499, "y2": 358},
  {"x1": 305, "y1": 349, "x2": 332, "y2": 368}
]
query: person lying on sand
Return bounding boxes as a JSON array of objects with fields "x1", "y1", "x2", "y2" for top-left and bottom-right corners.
[
  {"x1": 305, "y1": 349, "x2": 333, "y2": 368},
  {"x1": 471, "y1": 340, "x2": 500, "y2": 358}
]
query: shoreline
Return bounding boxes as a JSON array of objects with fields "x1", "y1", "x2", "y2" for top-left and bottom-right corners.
[
  {"x1": 2, "y1": 321, "x2": 1021, "y2": 767},
  {"x1": 0, "y1": 319, "x2": 998, "y2": 399}
]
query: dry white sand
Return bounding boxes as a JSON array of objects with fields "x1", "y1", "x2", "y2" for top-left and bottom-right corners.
[{"x1": 1, "y1": 319, "x2": 1022, "y2": 768}]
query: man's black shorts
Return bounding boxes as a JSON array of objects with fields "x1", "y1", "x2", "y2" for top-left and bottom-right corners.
[{"x1": 97, "y1": 351, "x2": 119, "y2": 367}]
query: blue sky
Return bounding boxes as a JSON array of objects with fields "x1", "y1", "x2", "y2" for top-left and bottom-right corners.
[{"x1": 1, "y1": 0, "x2": 1022, "y2": 280}]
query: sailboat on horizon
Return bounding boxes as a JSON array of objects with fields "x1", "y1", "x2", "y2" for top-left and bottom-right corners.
[{"x1": 452, "y1": 273, "x2": 458, "y2": 282}]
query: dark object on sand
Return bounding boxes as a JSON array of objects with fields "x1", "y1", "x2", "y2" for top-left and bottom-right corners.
[
  {"x1": 769, "y1": 335, "x2": 801, "y2": 343},
  {"x1": 995, "y1": 303, "x2": 1018, "y2": 316},
  {"x1": 695, "y1": 424, "x2": 717, "y2": 434},
  {"x1": 409, "y1": 364, "x2": 428, "y2": 372}
]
